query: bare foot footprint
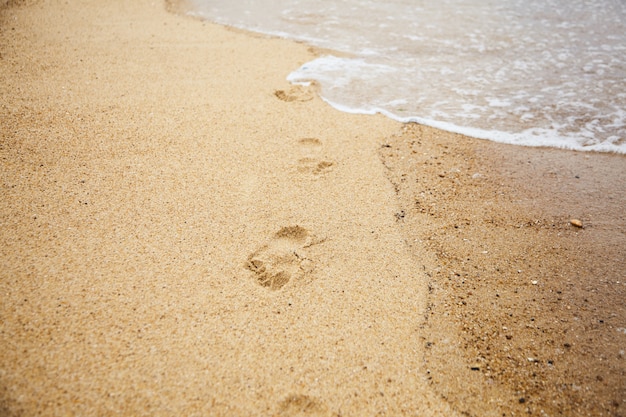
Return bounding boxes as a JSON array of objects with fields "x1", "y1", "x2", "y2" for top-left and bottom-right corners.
[
  {"x1": 295, "y1": 138, "x2": 335, "y2": 176},
  {"x1": 297, "y1": 137, "x2": 323, "y2": 150},
  {"x1": 245, "y1": 226, "x2": 325, "y2": 290},
  {"x1": 274, "y1": 394, "x2": 331, "y2": 417},
  {"x1": 274, "y1": 86, "x2": 314, "y2": 102},
  {"x1": 297, "y1": 158, "x2": 335, "y2": 175}
]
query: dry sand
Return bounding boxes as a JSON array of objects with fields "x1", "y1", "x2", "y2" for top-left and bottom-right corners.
[{"x1": 1, "y1": 1, "x2": 624, "y2": 416}]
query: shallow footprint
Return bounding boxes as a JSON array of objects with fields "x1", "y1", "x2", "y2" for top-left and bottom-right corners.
[
  {"x1": 297, "y1": 158, "x2": 335, "y2": 175},
  {"x1": 274, "y1": 86, "x2": 314, "y2": 102},
  {"x1": 275, "y1": 394, "x2": 330, "y2": 417},
  {"x1": 294, "y1": 138, "x2": 335, "y2": 176},
  {"x1": 245, "y1": 226, "x2": 324, "y2": 291},
  {"x1": 297, "y1": 137, "x2": 323, "y2": 150}
]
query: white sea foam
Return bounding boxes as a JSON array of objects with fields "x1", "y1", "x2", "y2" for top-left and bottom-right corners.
[{"x1": 187, "y1": 0, "x2": 626, "y2": 153}]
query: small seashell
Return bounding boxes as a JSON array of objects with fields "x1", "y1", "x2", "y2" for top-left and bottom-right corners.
[{"x1": 570, "y1": 219, "x2": 583, "y2": 228}]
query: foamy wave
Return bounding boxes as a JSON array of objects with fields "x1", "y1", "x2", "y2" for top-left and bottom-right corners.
[
  {"x1": 189, "y1": 0, "x2": 626, "y2": 153},
  {"x1": 288, "y1": 55, "x2": 626, "y2": 154}
]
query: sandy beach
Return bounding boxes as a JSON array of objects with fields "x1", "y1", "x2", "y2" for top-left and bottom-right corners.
[{"x1": 1, "y1": 1, "x2": 624, "y2": 416}]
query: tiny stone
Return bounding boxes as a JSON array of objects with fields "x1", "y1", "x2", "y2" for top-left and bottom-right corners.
[{"x1": 531, "y1": 280, "x2": 538, "y2": 285}]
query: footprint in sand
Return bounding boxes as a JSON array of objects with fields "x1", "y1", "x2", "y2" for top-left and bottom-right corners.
[
  {"x1": 274, "y1": 394, "x2": 330, "y2": 417},
  {"x1": 295, "y1": 138, "x2": 335, "y2": 176},
  {"x1": 274, "y1": 86, "x2": 314, "y2": 102},
  {"x1": 245, "y1": 226, "x2": 325, "y2": 291},
  {"x1": 297, "y1": 158, "x2": 335, "y2": 175},
  {"x1": 297, "y1": 137, "x2": 323, "y2": 150}
]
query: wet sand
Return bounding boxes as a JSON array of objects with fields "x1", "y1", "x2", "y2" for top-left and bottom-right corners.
[
  {"x1": 380, "y1": 124, "x2": 625, "y2": 416},
  {"x1": 1, "y1": 1, "x2": 624, "y2": 416}
]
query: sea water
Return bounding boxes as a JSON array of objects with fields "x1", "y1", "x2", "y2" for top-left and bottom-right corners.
[{"x1": 185, "y1": 0, "x2": 626, "y2": 153}]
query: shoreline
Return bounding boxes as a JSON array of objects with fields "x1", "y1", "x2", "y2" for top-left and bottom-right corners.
[
  {"x1": 1, "y1": 1, "x2": 624, "y2": 416},
  {"x1": 177, "y1": 2, "x2": 626, "y2": 156}
]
